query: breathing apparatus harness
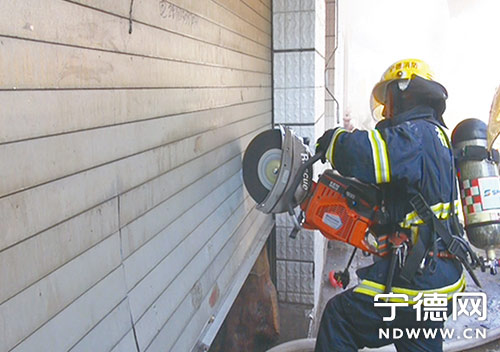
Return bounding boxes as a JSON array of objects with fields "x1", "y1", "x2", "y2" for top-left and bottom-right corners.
[{"x1": 381, "y1": 120, "x2": 482, "y2": 293}]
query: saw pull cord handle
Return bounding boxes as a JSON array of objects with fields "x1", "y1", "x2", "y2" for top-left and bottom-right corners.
[{"x1": 285, "y1": 152, "x2": 323, "y2": 238}]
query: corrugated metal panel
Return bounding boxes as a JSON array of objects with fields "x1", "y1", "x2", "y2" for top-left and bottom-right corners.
[{"x1": 0, "y1": 0, "x2": 272, "y2": 351}]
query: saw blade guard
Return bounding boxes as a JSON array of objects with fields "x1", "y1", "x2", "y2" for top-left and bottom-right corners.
[{"x1": 242, "y1": 127, "x2": 312, "y2": 214}]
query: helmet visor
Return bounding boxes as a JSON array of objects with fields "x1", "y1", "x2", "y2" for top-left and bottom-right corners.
[{"x1": 370, "y1": 94, "x2": 385, "y2": 121}]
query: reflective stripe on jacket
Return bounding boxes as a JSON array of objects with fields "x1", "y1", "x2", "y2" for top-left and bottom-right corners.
[
  {"x1": 399, "y1": 200, "x2": 461, "y2": 229},
  {"x1": 354, "y1": 273, "x2": 466, "y2": 304}
]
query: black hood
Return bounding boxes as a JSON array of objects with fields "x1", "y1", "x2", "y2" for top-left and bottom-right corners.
[
  {"x1": 383, "y1": 75, "x2": 448, "y2": 127},
  {"x1": 376, "y1": 105, "x2": 445, "y2": 130}
]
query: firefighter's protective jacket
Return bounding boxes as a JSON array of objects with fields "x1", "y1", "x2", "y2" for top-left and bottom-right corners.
[{"x1": 326, "y1": 105, "x2": 464, "y2": 301}]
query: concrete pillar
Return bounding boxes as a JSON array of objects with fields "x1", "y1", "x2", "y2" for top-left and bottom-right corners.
[{"x1": 272, "y1": 0, "x2": 327, "y2": 308}]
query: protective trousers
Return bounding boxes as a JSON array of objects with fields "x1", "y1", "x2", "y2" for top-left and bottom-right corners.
[{"x1": 314, "y1": 288, "x2": 446, "y2": 352}]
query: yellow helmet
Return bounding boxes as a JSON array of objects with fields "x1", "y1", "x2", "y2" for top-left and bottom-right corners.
[{"x1": 371, "y1": 58, "x2": 445, "y2": 120}]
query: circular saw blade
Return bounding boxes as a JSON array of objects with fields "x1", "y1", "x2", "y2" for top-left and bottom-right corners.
[
  {"x1": 242, "y1": 129, "x2": 283, "y2": 204},
  {"x1": 257, "y1": 148, "x2": 281, "y2": 190}
]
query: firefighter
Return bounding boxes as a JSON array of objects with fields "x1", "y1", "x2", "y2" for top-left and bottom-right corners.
[{"x1": 314, "y1": 59, "x2": 472, "y2": 352}]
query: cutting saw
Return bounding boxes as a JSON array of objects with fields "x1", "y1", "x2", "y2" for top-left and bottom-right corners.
[
  {"x1": 243, "y1": 126, "x2": 489, "y2": 289},
  {"x1": 242, "y1": 127, "x2": 391, "y2": 258}
]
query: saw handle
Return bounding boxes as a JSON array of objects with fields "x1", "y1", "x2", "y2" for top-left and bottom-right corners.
[
  {"x1": 289, "y1": 212, "x2": 304, "y2": 239},
  {"x1": 285, "y1": 152, "x2": 323, "y2": 238}
]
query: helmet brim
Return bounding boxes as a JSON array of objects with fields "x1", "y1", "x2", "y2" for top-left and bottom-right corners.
[{"x1": 372, "y1": 77, "x2": 447, "y2": 105}]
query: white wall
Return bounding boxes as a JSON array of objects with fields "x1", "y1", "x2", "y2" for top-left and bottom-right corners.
[{"x1": 0, "y1": 1, "x2": 272, "y2": 351}]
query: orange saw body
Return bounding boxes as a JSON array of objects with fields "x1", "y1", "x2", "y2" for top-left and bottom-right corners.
[{"x1": 301, "y1": 169, "x2": 390, "y2": 256}]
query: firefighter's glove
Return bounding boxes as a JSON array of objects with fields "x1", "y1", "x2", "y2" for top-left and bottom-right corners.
[{"x1": 315, "y1": 129, "x2": 335, "y2": 163}]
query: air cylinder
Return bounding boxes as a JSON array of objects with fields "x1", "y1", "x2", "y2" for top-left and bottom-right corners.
[{"x1": 452, "y1": 118, "x2": 500, "y2": 263}]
